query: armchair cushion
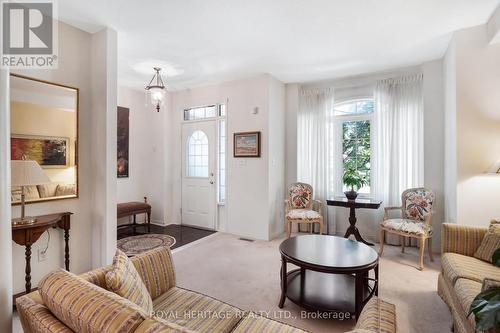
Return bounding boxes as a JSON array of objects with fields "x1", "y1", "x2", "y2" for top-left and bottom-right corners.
[
  {"x1": 288, "y1": 183, "x2": 313, "y2": 209},
  {"x1": 106, "y1": 249, "x2": 154, "y2": 315},
  {"x1": 286, "y1": 209, "x2": 321, "y2": 220},
  {"x1": 473, "y1": 220, "x2": 500, "y2": 263},
  {"x1": 441, "y1": 223, "x2": 487, "y2": 256},
  {"x1": 454, "y1": 278, "x2": 481, "y2": 329},
  {"x1": 402, "y1": 188, "x2": 434, "y2": 221},
  {"x1": 441, "y1": 252, "x2": 500, "y2": 285},
  {"x1": 381, "y1": 218, "x2": 431, "y2": 235}
]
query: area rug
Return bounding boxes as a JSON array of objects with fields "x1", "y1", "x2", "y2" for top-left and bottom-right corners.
[
  {"x1": 172, "y1": 233, "x2": 451, "y2": 333},
  {"x1": 117, "y1": 234, "x2": 176, "y2": 256}
]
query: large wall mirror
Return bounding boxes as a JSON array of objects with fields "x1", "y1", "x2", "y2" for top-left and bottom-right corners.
[{"x1": 10, "y1": 74, "x2": 79, "y2": 204}]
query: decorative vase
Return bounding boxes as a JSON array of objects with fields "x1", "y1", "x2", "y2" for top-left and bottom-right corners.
[{"x1": 344, "y1": 190, "x2": 358, "y2": 201}]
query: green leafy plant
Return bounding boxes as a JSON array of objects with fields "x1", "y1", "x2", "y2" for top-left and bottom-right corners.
[
  {"x1": 342, "y1": 167, "x2": 368, "y2": 192},
  {"x1": 468, "y1": 248, "x2": 500, "y2": 331}
]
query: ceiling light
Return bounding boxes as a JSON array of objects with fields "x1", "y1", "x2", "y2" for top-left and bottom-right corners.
[{"x1": 145, "y1": 67, "x2": 166, "y2": 112}]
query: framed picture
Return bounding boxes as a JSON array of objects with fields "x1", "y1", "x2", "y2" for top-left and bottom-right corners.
[
  {"x1": 234, "y1": 131, "x2": 261, "y2": 157},
  {"x1": 11, "y1": 134, "x2": 69, "y2": 167},
  {"x1": 117, "y1": 106, "x2": 130, "y2": 178}
]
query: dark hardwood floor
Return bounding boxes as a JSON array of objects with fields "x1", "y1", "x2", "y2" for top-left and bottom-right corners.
[{"x1": 117, "y1": 224, "x2": 216, "y2": 250}]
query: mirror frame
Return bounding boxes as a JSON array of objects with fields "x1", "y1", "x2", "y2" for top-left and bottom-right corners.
[{"x1": 10, "y1": 73, "x2": 80, "y2": 205}]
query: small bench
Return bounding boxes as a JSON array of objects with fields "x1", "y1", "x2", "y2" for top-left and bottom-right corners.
[{"x1": 117, "y1": 198, "x2": 151, "y2": 233}]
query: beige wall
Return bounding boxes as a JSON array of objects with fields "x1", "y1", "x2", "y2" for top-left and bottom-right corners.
[
  {"x1": 9, "y1": 22, "x2": 117, "y2": 294},
  {"x1": 168, "y1": 74, "x2": 286, "y2": 241},
  {"x1": 11, "y1": 101, "x2": 77, "y2": 184},
  {"x1": 453, "y1": 24, "x2": 500, "y2": 225},
  {"x1": 117, "y1": 86, "x2": 168, "y2": 225}
]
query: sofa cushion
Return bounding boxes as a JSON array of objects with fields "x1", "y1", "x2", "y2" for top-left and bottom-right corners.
[
  {"x1": 16, "y1": 292, "x2": 73, "y2": 333},
  {"x1": 106, "y1": 249, "x2": 153, "y2": 315},
  {"x1": 79, "y1": 266, "x2": 111, "y2": 289},
  {"x1": 55, "y1": 184, "x2": 77, "y2": 196},
  {"x1": 153, "y1": 287, "x2": 243, "y2": 333},
  {"x1": 134, "y1": 317, "x2": 197, "y2": 333},
  {"x1": 39, "y1": 269, "x2": 148, "y2": 333},
  {"x1": 11, "y1": 185, "x2": 40, "y2": 201},
  {"x1": 131, "y1": 246, "x2": 176, "y2": 300},
  {"x1": 441, "y1": 252, "x2": 500, "y2": 285},
  {"x1": 454, "y1": 278, "x2": 482, "y2": 329},
  {"x1": 37, "y1": 183, "x2": 59, "y2": 198},
  {"x1": 473, "y1": 220, "x2": 500, "y2": 263},
  {"x1": 354, "y1": 297, "x2": 397, "y2": 333},
  {"x1": 483, "y1": 278, "x2": 500, "y2": 291},
  {"x1": 231, "y1": 313, "x2": 309, "y2": 333}
]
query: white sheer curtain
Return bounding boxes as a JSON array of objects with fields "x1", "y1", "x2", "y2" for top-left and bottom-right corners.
[
  {"x1": 374, "y1": 73, "x2": 424, "y2": 207},
  {"x1": 297, "y1": 87, "x2": 336, "y2": 234}
]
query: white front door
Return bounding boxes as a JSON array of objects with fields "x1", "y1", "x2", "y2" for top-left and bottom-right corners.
[{"x1": 181, "y1": 121, "x2": 217, "y2": 230}]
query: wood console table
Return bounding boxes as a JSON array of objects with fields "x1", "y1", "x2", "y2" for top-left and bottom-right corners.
[
  {"x1": 326, "y1": 197, "x2": 382, "y2": 246},
  {"x1": 12, "y1": 212, "x2": 72, "y2": 298}
]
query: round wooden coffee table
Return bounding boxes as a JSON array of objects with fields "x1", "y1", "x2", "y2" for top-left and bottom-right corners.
[{"x1": 278, "y1": 235, "x2": 379, "y2": 319}]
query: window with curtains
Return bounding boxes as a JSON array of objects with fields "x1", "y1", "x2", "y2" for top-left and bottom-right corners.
[{"x1": 334, "y1": 99, "x2": 374, "y2": 195}]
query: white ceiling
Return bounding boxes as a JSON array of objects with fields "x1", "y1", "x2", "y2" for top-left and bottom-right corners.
[{"x1": 58, "y1": 0, "x2": 500, "y2": 90}]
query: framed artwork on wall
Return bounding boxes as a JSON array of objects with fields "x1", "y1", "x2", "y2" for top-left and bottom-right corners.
[
  {"x1": 117, "y1": 106, "x2": 130, "y2": 178},
  {"x1": 233, "y1": 131, "x2": 261, "y2": 157},
  {"x1": 11, "y1": 134, "x2": 69, "y2": 167}
]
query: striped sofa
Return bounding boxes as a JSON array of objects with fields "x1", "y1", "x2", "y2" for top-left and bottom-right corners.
[
  {"x1": 438, "y1": 223, "x2": 500, "y2": 333},
  {"x1": 17, "y1": 246, "x2": 396, "y2": 333}
]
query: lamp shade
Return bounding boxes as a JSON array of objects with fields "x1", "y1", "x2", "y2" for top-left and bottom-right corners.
[
  {"x1": 487, "y1": 159, "x2": 500, "y2": 174},
  {"x1": 11, "y1": 160, "x2": 50, "y2": 186}
]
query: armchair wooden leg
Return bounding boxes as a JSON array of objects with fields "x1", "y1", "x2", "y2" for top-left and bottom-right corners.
[
  {"x1": 319, "y1": 220, "x2": 324, "y2": 235},
  {"x1": 286, "y1": 220, "x2": 291, "y2": 238},
  {"x1": 418, "y1": 237, "x2": 425, "y2": 271},
  {"x1": 401, "y1": 236, "x2": 405, "y2": 253},
  {"x1": 428, "y1": 237, "x2": 434, "y2": 262},
  {"x1": 379, "y1": 228, "x2": 385, "y2": 256}
]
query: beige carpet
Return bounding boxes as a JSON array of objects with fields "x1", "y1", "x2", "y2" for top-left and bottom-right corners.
[{"x1": 172, "y1": 233, "x2": 452, "y2": 333}]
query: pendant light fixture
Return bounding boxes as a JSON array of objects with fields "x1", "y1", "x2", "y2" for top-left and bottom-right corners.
[{"x1": 145, "y1": 67, "x2": 166, "y2": 112}]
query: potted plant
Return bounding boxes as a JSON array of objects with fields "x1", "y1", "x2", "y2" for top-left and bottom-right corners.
[
  {"x1": 468, "y1": 248, "x2": 500, "y2": 331},
  {"x1": 342, "y1": 167, "x2": 367, "y2": 200}
]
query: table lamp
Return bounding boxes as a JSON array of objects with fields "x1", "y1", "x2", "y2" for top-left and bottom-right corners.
[
  {"x1": 487, "y1": 158, "x2": 500, "y2": 174},
  {"x1": 11, "y1": 160, "x2": 50, "y2": 225}
]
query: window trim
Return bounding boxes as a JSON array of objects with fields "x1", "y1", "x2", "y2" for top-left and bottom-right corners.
[
  {"x1": 217, "y1": 117, "x2": 226, "y2": 204},
  {"x1": 186, "y1": 130, "x2": 209, "y2": 178},
  {"x1": 183, "y1": 103, "x2": 225, "y2": 122},
  {"x1": 333, "y1": 99, "x2": 375, "y2": 198}
]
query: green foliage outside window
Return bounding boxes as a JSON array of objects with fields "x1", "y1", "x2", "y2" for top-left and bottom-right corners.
[{"x1": 342, "y1": 120, "x2": 371, "y2": 192}]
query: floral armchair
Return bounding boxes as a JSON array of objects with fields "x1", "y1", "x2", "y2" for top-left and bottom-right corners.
[
  {"x1": 379, "y1": 187, "x2": 435, "y2": 270},
  {"x1": 284, "y1": 182, "x2": 324, "y2": 238}
]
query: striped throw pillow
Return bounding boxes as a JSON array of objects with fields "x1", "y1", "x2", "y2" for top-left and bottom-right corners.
[
  {"x1": 106, "y1": 249, "x2": 154, "y2": 315},
  {"x1": 474, "y1": 220, "x2": 500, "y2": 263},
  {"x1": 39, "y1": 269, "x2": 147, "y2": 333}
]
